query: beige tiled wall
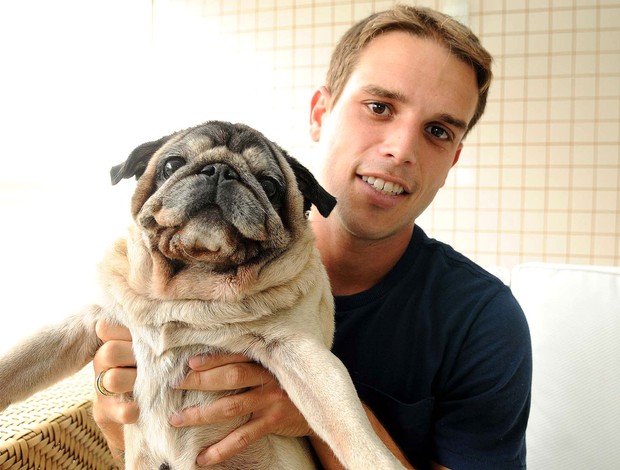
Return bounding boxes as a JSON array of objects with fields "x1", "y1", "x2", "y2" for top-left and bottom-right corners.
[
  {"x1": 460, "y1": 0, "x2": 620, "y2": 268},
  {"x1": 154, "y1": 0, "x2": 620, "y2": 269}
]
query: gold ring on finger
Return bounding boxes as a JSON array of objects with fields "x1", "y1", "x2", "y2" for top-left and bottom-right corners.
[{"x1": 95, "y1": 369, "x2": 117, "y2": 397}]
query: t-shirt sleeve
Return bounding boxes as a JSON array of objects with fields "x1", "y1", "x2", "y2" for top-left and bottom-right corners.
[{"x1": 433, "y1": 287, "x2": 532, "y2": 470}]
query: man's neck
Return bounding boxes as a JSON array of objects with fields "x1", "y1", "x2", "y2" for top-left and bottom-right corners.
[{"x1": 310, "y1": 216, "x2": 413, "y2": 297}]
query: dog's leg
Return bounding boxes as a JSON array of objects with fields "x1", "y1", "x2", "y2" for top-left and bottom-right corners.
[
  {"x1": 254, "y1": 337, "x2": 405, "y2": 470},
  {"x1": 0, "y1": 305, "x2": 102, "y2": 411}
]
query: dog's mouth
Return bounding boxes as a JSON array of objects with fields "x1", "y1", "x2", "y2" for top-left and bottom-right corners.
[{"x1": 153, "y1": 210, "x2": 266, "y2": 268}]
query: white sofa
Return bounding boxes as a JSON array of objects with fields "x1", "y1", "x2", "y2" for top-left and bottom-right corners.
[{"x1": 508, "y1": 263, "x2": 620, "y2": 469}]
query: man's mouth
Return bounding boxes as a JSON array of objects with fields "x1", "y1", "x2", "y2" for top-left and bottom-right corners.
[{"x1": 361, "y1": 176, "x2": 405, "y2": 196}]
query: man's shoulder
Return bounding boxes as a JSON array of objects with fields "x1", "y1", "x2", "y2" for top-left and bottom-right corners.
[
  {"x1": 411, "y1": 226, "x2": 507, "y2": 292},
  {"x1": 407, "y1": 228, "x2": 527, "y2": 336}
]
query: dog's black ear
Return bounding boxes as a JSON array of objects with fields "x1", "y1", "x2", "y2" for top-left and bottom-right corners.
[
  {"x1": 282, "y1": 151, "x2": 336, "y2": 218},
  {"x1": 110, "y1": 135, "x2": 172, "y2": 185}
]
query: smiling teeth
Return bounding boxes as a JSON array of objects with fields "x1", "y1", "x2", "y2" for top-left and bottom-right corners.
[{"x1": 362, "y1": 176, "x2": 404, "y2": 195}]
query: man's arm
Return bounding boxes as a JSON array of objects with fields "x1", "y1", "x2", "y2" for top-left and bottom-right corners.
[{"x1": 310, "y1": 402, "x2": 417, "y2": 470}]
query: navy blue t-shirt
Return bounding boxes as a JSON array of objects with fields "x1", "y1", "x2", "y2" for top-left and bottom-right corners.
[{"x1": 331, "y1": 226, "x2": 532, "y2": 470}]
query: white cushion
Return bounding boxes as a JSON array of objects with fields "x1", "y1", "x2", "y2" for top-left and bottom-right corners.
[
  {"x1": 511, "y1": 262, "x2": 620, "y2": 469},
  {"x1": 483, "y1": 265, "x2": 511, "y2": 285}
]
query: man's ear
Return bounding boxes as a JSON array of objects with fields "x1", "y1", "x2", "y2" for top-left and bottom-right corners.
[
  {"x1": 452, "y1": 145, "x2": 463, "y2": 167},
  {"x1": 309, "y1": 86, "x2": 331, "y2": 142}
]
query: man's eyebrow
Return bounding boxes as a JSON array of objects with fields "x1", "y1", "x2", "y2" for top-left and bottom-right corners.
[
  {"x1": 439, "y1": 113, "x2": 469, "y2": 131},
  {"x1": 362, "y1": 84, "x2": 408, "y2": 103}
]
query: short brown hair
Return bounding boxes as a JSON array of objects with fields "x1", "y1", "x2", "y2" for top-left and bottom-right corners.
[{"x1": 326, "y1": 4, "x2": 493, "y2": 134}]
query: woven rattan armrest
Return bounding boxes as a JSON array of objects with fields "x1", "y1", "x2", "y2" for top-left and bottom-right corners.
[{"x1": 0, "y1": 367, "x2": 116, "y2": 469}]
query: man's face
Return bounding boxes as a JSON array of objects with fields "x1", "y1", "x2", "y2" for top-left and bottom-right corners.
[{"x1": 310, "y1": 31, "x2": 479, "y2": 241}]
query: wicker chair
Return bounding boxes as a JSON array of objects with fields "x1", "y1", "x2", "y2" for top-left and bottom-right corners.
[{"x1": 0, "y1": 367, "x2": 116, "y2": 469}]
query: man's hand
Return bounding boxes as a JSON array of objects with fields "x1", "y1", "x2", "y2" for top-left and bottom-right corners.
[
  {"x1": 169, "y1": 353, "x2": 313, "y2": 467},
  {"x1": 92, "y1": 320, "x2": 138, "y2": 460}
]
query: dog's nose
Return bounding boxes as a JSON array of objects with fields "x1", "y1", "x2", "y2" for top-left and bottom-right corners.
[{"x1": 201, "y1": 163, "x2": 239, "y2": 182}]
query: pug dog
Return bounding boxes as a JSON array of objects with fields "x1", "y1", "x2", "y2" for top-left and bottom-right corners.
[{"x1": 0, "y1": 121, "x2": 404, "y2": 470}]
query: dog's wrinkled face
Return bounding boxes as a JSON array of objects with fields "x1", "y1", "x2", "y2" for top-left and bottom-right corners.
[
  {"x1": 137, "y1": 129, "x2": 290, "y2": 268},
  {"x1": 111, "y1": 121, "x2": 335, "y2": 271}
]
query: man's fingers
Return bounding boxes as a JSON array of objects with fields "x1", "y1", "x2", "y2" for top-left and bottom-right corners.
[
  {"x1": 188, "y1": 353, "x2": 254, "y2": 371},
  {"x1": 96, "y1": 319, "x2": 132, "y2": 342},
  {"x1": 98, "y1": 366, "x2": 137, "y2": 395},
  {"x1": 171, "y1": 386, "x2": 275, "y2": 427},
  {"x1": 93, "y1": 398, "x2": 140, "y2": 426},
  {"x1": 93, "y1": 340, "x2": 136, "y2": 371},
  {"x1": 196, "y1": 417, "x2": 272, "y2": 467},
  {"x1": 91, "y1": 318, "x2": 137, "y2": 460},
  {"x1": 178, "y1": 362, "x2": 274, "y2": 391}
]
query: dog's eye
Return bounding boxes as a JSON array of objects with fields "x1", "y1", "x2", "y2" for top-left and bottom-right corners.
[
  {"x1": 260, "y1": 177, "x2": 280, "y2": 200},
  {"x1": 163, "y1": 157, "x2": 186, "y2": 179}
]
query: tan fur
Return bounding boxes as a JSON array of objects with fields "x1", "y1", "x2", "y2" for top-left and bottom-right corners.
[{"x1": 0, "y1": 122, "x2": 404, "y2": 470}]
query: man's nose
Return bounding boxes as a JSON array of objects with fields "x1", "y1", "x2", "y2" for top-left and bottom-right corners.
[{"x1": 381, "y1": 122, "x2": 418, "y2": 164}]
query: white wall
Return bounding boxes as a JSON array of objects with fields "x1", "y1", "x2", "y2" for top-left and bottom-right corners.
[{"x1": 0, "y1": 0, "x2": 280, "y2": 353}]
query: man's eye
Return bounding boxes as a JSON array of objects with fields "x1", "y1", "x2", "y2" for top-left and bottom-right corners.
[
  {"x1": 426, "y1": 125, "x2": 451, "y2": 141},
  {"x1": 366, "y1": 102, "x2": 391, "y2": 116}
]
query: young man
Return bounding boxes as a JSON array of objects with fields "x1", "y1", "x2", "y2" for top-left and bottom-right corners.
[{"x1": 93, "y1": 6, "x2": 531, "y2": 469}]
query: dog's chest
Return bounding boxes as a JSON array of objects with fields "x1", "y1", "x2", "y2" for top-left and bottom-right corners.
[
  {"x1": 130, "y1": 324, "x2": 226, "y2": 406},
  {"x1": 129, "y1": 326, "x2": 251, "y2": 463},
  {"x1": 125, "y1": 325, "x2": 316, "y2": 470}
]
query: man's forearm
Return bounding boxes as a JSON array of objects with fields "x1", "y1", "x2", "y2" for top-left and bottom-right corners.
[
  {"x1": 309, "y1": 403, "x2": 414, "y2": 470},
  {"x1": 361, "y1": 403, "x2": 413, "y2": 469},
  {"x1": 309, "y1": 434, "x2": 346, "y2": 470}
]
